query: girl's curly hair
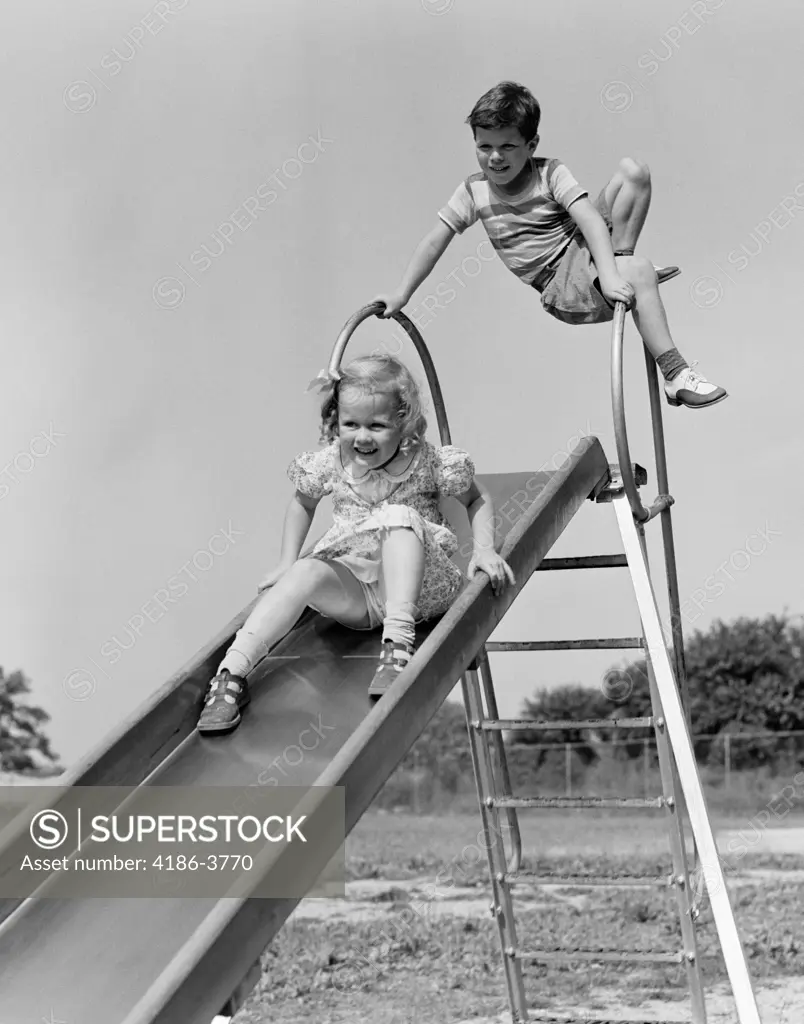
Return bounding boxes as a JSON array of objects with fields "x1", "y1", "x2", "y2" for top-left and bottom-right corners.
[{"x1": 318, "y1": 353, "x2": 427, "y2": 451}]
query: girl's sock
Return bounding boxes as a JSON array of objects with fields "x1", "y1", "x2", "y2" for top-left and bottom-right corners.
[
  {"x1": 217, "y1": 628, "x2": 270, "y2": 678},
  {"x1": 381, "y1": 600, "x2": 418, "y2": 649},
  {"x1": 656, "y1": 348, "x2": 689, "y2": 382}
]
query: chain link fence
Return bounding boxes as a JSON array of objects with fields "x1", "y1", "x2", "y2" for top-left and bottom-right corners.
[{"x1": 377, "y1": 730, "x2": 804, "y2": 815}]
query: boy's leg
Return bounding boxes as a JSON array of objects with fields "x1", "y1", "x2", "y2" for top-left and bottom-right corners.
[
  {"x1": 199, "y1": 559, "x2": 369, "y2": 732},
  {"x1": 603, "y1": 157, "x2": 652, "y2": 253},
  {"x1": 618, "y1": 255, "x2": 728, "y2": 409},
  {"x1": 603, "y1": 158, "x2": 679, "y2": 282}
]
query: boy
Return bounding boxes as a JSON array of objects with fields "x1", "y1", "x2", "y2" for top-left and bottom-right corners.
[{"x1": 373, "y1": 80, "x2": 726, "y2": 410}]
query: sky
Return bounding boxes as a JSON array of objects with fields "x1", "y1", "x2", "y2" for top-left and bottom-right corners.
[{"x1": 1, "y1": 0, "x2": 803, "y2": 769}]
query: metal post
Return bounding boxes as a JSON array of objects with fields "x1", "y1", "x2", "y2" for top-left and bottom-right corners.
[
  {"x1": 643, "y1": 738, "x2": 651, "y2": 800},
  {"x1": 615, "y1": 492, "x2": 762, "y2": 1024},
  {"x1": 642, "y1": 350, "x2": 693, "y2": 719},
  {"x1": 564, "y1": 743, "x2": 572, "y2": 797},
  {"x1": 478, "y1": 653, "x2": 523, "y2": 874},
  {"x1": 724, "y1": 734, "x2": 732, "y2": 792},
  {"x1": 413, "y1": 746, "x2": 421, "y2": 814}
]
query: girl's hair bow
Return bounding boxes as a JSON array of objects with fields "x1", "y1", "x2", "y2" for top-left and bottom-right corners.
[{"x1": 305, "y1": 367, "x2": 341, "y2": 394}]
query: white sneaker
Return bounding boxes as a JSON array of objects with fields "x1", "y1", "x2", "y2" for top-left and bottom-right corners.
[{"x1": 664, "y1": 362, "x2": 728, "y2": 409}]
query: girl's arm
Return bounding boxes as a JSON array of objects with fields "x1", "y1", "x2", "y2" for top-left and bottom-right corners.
[
  {"x1": 277, "y1": 490, "x2": 320, "y2": 565},
  {"x1": 258, "y1": 491, "x2": 321, "y2": 592},
  {"x1": 454, "y1": 479, "x2": 515, "y2": 595}
]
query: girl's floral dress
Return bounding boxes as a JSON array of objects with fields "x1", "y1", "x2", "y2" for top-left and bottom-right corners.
[{"x1": 287, "y1": 440, "x2": 474, "y2": 625}]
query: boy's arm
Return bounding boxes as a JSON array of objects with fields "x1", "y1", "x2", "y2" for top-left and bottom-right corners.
[
  {"x1": 374, "y1": 220, "x2": 455, "y2": 317},
  {"x1": 567, "y1": 197, "x2": 634, "y2": 304}
]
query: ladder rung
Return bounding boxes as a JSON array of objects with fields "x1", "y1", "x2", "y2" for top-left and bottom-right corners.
[
  {"x1": 504, "y1": 872, "x2": 673, "y2": 888},
  {"x1": 493, "y1": 796, "x2": 664, "y2": 810},
  {"x1": 529, "y1": 1015, "x2": 683, "y2": 1023},
  {"x1": 536, "y1": 555, "x2": 628, "y2": 571},
  {"x1": 485, "y1": 638, "x2": 644, "y2": 652},
  {"x1": 480, "y1": 716, "x2": 654, "y2": 732},
  {"x1": 517, "y1": 946, "x2": 684, "y2": 965}
]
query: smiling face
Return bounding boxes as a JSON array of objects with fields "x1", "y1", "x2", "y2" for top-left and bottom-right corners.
[
  {"x1": 337, "y1": 388, "x2": 404, "y2": 469},
  {"x1": 474, "y1": 125, "x2": 538, "y2": 193}
]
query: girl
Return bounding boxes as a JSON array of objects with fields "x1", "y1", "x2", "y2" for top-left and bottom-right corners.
[{"x1": 197, "y1": 353, "x2": 515, "y2": 734}]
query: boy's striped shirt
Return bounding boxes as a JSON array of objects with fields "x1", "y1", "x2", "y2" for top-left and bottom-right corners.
[{"x1": 438, "y1": 158, "x2": 588, "y2": 288}]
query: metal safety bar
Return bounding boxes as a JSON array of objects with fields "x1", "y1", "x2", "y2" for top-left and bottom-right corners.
[
  {"x1": 325, "y1": 301, "x2": 453, "y2": 446},
  {"x1": 611, "y1": 296, "x2": 698, "y2": 881}
]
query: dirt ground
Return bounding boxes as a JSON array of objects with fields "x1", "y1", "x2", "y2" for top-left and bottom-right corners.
[{"x1": 231, "y1": 818, "x2": 803, "y2": 1024}]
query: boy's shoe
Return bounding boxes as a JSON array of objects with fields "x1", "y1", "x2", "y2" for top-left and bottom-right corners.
[
  {"x1": 664, "y1": 363, "x2": 728, "y2": 409},
  {"x1": 614, "y1": 249, "x2": 680, "y2": 285},
  {"x1": 655, "y1": 264, "x2": 680, "y2": 284},
  {"x1": 368, "y1": 640, "x2": 415, "y2": 702},
  {"x1": 197, "y1": 670, "x2": 250, "y2": 734}
]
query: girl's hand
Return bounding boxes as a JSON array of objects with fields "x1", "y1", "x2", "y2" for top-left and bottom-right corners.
[
  {"x1": 467, "y1": 551, "x2": 516, "y2": 596},
  {"x1": 257, "y1": 563, "x2": 293, "y2": 593},
  {"x1": 598, "y1": 272, "x2": 634, "y2": 306}
]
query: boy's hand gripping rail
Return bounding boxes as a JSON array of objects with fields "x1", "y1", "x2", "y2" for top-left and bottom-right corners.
[{"x1": 610, "y1": 299, "x2": 675, "y2": 523}]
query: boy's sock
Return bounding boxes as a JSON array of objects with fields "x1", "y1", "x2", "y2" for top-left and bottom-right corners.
[
  {"x1": 656, "y1": 348, "x2": 689, "y2": 383},
  {"x1": 381, "y1": 600, "x2": 417, "y2": 649}
]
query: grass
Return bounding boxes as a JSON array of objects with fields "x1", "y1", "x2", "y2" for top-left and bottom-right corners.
[{"x1": 234, "y1": 811, "x2": 804, "y2": 1024}]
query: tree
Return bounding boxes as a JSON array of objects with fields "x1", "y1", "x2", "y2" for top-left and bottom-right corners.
[
  {"x1": 0, "y1": 667, "x2": 60, "y2": 773},
  {"x1": 519, "y1": 614, "x2": 804, "y2": 770},
  {"x1": 400, "y1": 699, "x2": 473, "y2": 787},
  {"x1": 517, "y1": 683, "x2": 619, "y2": 765}
]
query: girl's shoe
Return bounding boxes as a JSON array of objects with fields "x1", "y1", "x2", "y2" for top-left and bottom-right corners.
[
  {"x1": 367, "y1": 640, "x2": 415, "y2": 701},
  {"x1": 197, "y1": 670, "x2": 250, "y2": 734},
  {"x1": 664, "y1": 363, "x2": 728, "y2": 409}
]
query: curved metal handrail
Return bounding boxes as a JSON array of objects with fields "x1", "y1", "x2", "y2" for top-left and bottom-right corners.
[
  {"x1": 610, "y1": 300, "x2": 674, "y2": 524},
  {"x1": 325, "y1": 301, "x2": 521, "y2": 874},
  {"x1": 610, "y1": 294, "x2": 699, "y2": 880},
  {"x1": 326, "y1": 302, "x2": 452, "y2": 446}
]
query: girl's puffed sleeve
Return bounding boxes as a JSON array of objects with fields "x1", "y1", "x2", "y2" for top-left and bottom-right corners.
[
  {"x1": 433, "y1": 445, "x2": 476, "y2": 498},
  {"x1": 286, "y1": 447, "x2": 334, "y2": 499}
]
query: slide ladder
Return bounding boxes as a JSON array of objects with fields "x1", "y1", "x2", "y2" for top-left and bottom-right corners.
[{"x1": 461, "y1": 297, "x2": 763, "y2": 1023}]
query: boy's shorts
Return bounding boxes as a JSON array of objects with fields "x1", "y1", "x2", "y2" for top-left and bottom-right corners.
[{"x1": 534, "y1": 187, "x2": 617, "y2": 326}]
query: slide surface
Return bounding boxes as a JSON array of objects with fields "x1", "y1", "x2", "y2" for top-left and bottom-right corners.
[{"x1": 0, "y1": 438, "x2": 610, "y2": 1024}]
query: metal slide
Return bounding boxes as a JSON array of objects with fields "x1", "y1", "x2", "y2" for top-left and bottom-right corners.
[{"x1": 0, "y1": 306, "x2": 613, "y2": 1024}]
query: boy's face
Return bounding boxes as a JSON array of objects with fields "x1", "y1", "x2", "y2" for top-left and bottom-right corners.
[{"x1": 474, "y1": 125, "x2": 537, "y2": 190}]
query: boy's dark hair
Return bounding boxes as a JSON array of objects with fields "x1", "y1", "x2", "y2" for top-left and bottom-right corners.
[{"x1": 466, "y1": 81, "x2": 541, "y2": 141}]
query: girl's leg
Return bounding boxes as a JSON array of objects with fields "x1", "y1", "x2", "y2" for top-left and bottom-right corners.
[
  {"x1": 199, "y1": 558, "x2": 369, "y2": 732},
  {"x1": 378, "y1": 525, "x2": 425, "y2": 646},
  {"x1": 221, "y1": 558, "x2": 370, "y2": 675},
  {"x1": 369, "y1": 526, "x2": 425, "y2": 697}
]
